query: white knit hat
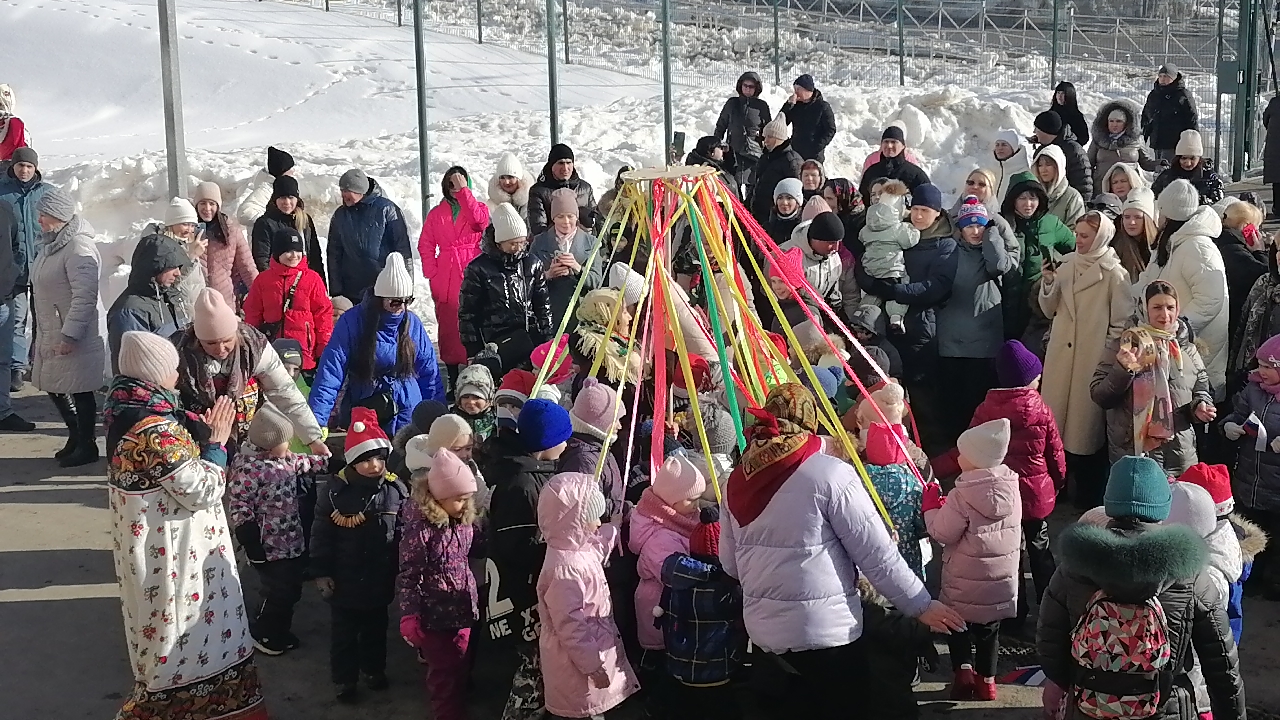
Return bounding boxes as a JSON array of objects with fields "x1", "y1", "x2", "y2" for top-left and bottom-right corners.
[
  {"x1": 1120, "y1": 187, "x2": 1157, "y2": 221},
  {"x1": 192, "y1": 181, "x2": 222, "y2": 207},
  {"x1": 425, "y1": 414, "x2": 473, "y2": 456},
  {"x1": 491, "y1": 202, "x2": 528, "y2": 243},
  {"x1": 164, "y1": 197, "x2": 198, "y2": 227},
  {"x1": 405, "y1": 434, "x2": 434, "y2": 473},
  {"x1": 1167, "y1": 482, "x2": 1217, "y2": 539},
  {"x1": 763, "y1": 116, "x2": 791, "y2": 141},
  {"x1": 608, "y1": 262, "x2": 646, "y2": 307},
  {"x1": 374, "y1": 252, "x2": 414, "y2": 298},
  {"x1": 957, "y1": 418, "x2": 1011, "y2": 470},
  {"x1": 117, "y1": 330, "x2": 180, "y2": 385},
  {"x1": 495, "y1": 152, "x2": 524, "y2": 178},
  {"x1": 1157, "y1": 179, "x2": 1201, "y2": 223},
  {"x1": 1175, "y1": 129, "x2": 1205, "y2": 157}
]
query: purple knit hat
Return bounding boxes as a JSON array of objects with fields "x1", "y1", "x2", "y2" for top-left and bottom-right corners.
[
  {"x1": 995, "y1": 339, "x2": 1043, "y2": 387},
  {"x1": 1257, "y1": 334, "x2": 1280, "y2": 367}
]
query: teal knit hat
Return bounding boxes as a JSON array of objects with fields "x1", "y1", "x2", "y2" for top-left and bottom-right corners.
[{"x1": 1104, "y1": 455, "x2": 1173, "y2": 522}]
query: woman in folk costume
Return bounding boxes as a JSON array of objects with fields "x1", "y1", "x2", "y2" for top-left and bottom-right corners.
[
  {"x1": 105, "y1": 331, "x2": 267, "y2": 720},
  {"x1": 174, "y1": 287, "x2": 325, "y2": 452}
]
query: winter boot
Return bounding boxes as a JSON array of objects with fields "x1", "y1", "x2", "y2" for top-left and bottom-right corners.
[
  {"x1": 49, "y1": 393, "x2": 78, "y2": 460},
  {"x1": 973, "y1": 677, "x2": 998, "y2": 701},
  {"x1": 950, "y1": 667, "x2": 977, "y2": 700},
  {"x1": 60, "y1": 392, "x2": 100, "y2": 468}
]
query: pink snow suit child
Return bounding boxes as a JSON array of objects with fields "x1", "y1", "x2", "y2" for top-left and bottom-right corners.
[
  {"x1": 397, "y1": 449, "x2": 481, "y2": 720},
  {"x1": 923, "y1": 418, "x2": 1022, "y2": 703},
  {"x1": 419, "y1": 166, "x2": 492, "y2": 366},
  {"x1": 630, "y1": 455, "x2": 707, "y2": 652},
  {"x1": 536, "y1": 472, "x2": 640, "y2": 718}
]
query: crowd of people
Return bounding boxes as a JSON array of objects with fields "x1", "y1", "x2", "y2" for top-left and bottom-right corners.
[{"x1": 0, "y1": 63, "x2": 1278, "y2": 720}]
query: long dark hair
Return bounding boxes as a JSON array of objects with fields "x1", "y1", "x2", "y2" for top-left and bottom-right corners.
[
  {"x1": 441, "y1": 165, "x2": 469, "y2": 202},
  {"x1": 1152, "y1": 219, "x2": 1187, "y2": 267},
  {"x1": 352, "y1": 296, "x2": 418, "y2": 383},
  {"x1": 1052, "y1": 81, "x2": 1079, "y2": 110}
]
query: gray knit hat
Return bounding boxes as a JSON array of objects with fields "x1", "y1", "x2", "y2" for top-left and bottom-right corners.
[
  {"x1": 38, "y1": 186, "x2": 76, "y2": 223},
  {"x1": 10, "y1": 147, "x2": 37, "y2": 168},
  {"x1": 248, "y1": 402, "x2": 293, "y2": 450},
  {"x1": 339, "y1": 168, "x2": 370, "y2": 194},
  {"x1": 701, "y1": 402, "x2": 738, "y2": 456}
]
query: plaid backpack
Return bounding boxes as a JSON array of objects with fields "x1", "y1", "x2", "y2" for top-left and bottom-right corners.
[{"x1": 1068, "y1": 590, "x2": 1173, "y2": 719}]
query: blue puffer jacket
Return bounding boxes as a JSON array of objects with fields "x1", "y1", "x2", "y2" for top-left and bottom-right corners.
[
  {"x1": 719, "y1": 452, "x2": 933, "y2": 654},
  {"x1": 0, "y1": 168, "x2": 51, "y2": 287},
  {"x1": 308, "y1": 297, "x2": 446, "y2": 435},
  {"x1": 326, "y1": 178, "x2": 412, "y2": 303}
]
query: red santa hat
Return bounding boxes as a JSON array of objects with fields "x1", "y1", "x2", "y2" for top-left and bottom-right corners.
[
  {"x1": 496, "y1": 368, "x2": 537, "y2": 405},
  {"x1": 345, "y1": 407, "x2": 392, "y2": 464},
  {"x1": 1178, "y1": 462, "x2": 1234, "y2": 516}
]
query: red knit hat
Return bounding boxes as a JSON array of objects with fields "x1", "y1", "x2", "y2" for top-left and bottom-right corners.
[
  {"x1": 345, "y1": 407, "x2": 392, "y2": 464},
  {"x1": 769, "y1": 246, "x2": 804, "y2": 283},
  {"x1": 864, "y1": 422, "x2": 907, "y2": 466},
  {"x1": 766, "y1": 332, "x2": 790, "y2": 360},
  {"x1": 1178, "y1": 462, "x2": 1234, "y2": 516},
  {"x1": 496, "y1": 368, "x2": 537, "y2": 404},
  {"x1": 673, "y1": 353, "x2": 712, "y2": 393},
  {"x1": 689, "y1": 508, "x2": 720, "y2": 558}
]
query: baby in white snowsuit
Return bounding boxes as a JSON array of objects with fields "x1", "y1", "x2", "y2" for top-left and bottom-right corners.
[{"x1": 858, "y1": 197, "x2": 919, "y2": 334}]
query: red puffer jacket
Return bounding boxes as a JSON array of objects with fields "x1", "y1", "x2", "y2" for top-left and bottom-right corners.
[
  {"x1": 932, "y1": 386, "x2": 1066, "y2": 520},
  {"x1": 243, "y1": 257, "x2": 333, "y2": 369}
]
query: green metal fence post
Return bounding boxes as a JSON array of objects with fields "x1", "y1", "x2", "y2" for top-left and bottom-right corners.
[
  {"x1": 413, "y1": 0, "x2": 430, "y2": 221},
  {"x1": 545, "y1": 0, "x2": 560, "y2": 144},
  {"x1": 476, "y1": 0, "x2": 482, "y2": 42},
  {"x1": 897, "y1": 0, "x2": 905, "y2": 85},
  {"x1": 562, "y1": 0, "x2": 570, "y2": 64},
  {"x1": 662, "y1": 0, "x2": 674, "y2": 164},
  {"x1": 1215, "y1": 0, "x2": 1225, "y2": 164},
  {"x1": 773, "y1": 0, "x2": 781, "y2": 87},
  {"x1": 1050, "y1": 0, "x2": 1059, "y2": 87}
]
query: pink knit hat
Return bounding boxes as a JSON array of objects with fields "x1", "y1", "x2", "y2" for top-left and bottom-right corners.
[
  {"x1": 1256, "y1": 333, "x2": 1280, "y2": 367},
  {"x1": 427, "y1": 448, "x2": 478, "y2": 500},
  {"x1": 193, "y1": 287, "x2": 239, "y2": 341},
  {"x1": 569, "y1": 378, "x2": 625, "y2": 441},
  {"x1": 532, "y1": 334, "x2": 574, "y2": 384},
  {"x1": 652, "y1": 455, "x2": 706, "y2": 507}
]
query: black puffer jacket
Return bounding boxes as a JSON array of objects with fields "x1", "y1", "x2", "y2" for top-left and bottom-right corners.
[
  {"x1": 780, "y1": 89, "x2": 837, "y2": 162},
  {"x1": 487, "y1": 453, "x2": 561, "y2": 644},
  {"x1": 1152, "y1": 160, "x2": 1225, "y2": 205},
  {"x1": 106, "y1": 233, "x2": 191, "y2": 372},
  {"x1": 1214, "y1": 227, "x2": 1268, "y2": 347},
  {"x1": 1143, "y1": 74, "x2": 1200, "y2": 151},
  {"x1": 715, "y1": 72, "x2": 772, "y2": 164},
  {"x1": 327, "y1": 177, "x2": 412, "y2": 303},
  {"x1": 250, "y1": 202, "x2": 324, "y2": 285},
  {"x1": 310, "y1": 472, "x2": 408, "y2": 608},
  {"x1": 1044, "y1": 127, "x2": 1093, "y2": 200},
  {"x1": 457, "y1": 235, "x2": 553, "y2": 358},
  {"x1": 1036, "y1": 519, "x2": 1245, "y2": 720},
  {"x1": 528, "y1": 170, "x2": 596, "y2": 237},
  {"x1": 858, "y1": 154, "x2": 930, "y2": 207},
  {"x1": 749, "y1": 140, "x2": 803, "y2": 223},
  {"x1": 685, "y1": 138, "x2": 739, "y2": 197}
]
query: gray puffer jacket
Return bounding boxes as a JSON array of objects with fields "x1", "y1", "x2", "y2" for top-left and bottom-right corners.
[
  {"x1": 1036, "y1": 519, "x2": 1245, "y2": 720},
  {"x1": 30, "y1": 216, "x2": 106, "y2": 394},
  {"x1": 1222, "y1": 382, "x2": 1280, "y2": 512},
  {"x1": 1090, "y1": 318, "x2": 1212, "y2": 475},
  {"x1": 936, "y1": 226, "x2": 1015, "y2": 359},
  {"x1": 1088, "y1": 99, "x2": 1163, "y2": 191}
]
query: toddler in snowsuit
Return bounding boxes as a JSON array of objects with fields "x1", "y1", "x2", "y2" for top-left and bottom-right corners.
[
  {"x1": 536, "y1": 472, "x2": 640, "y2": 720},
  {"x1": 310, "y1": 407, "x2": 408, "y2": 703},
  {"x1": 657, "y1": 507, "x2": 746, "y2": 720},
  {"x1": 923, "y1": 418, "x2": 1022, "y2": 701},
  {"x1": 398, "y1": 448, "x2": 482, "y2": 720},
  {"x1": 931, "y1": 340, "x2": 1065, "y2": 632},
  {"x1": 859, "y1": 200, "x2": 919, "y2": 334},
  {"x1": 453, "y1": 362, "x2": 497, "y2": 443},
  {"x1": 229, "y1": 402, "x2": 330, "y2": 655},
  {"x1": 863, "y1": 422, "x2": 927, "y2": 581}
]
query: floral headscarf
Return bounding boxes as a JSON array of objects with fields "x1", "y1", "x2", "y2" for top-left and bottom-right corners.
[{"x1": 726, "y1": 383, "x2": 823, "y2": 526}]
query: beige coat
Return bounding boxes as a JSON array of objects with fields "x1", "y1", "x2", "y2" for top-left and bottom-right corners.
[{"x1": 1038, "y1": 249, "x2": 1131, "y2": 455}]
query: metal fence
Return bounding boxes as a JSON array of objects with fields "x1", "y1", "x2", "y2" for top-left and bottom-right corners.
[{"x1": 278, "y1": 0, "x2": 1261, "y2": 174}]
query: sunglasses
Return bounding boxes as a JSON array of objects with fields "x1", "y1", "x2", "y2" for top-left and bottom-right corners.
[
  {"x1": 742, "y1": 83, "x2": 758, "y2": 90},
  {"x1": 386, "y1": 297, "x2": 414, "y2": 309},
  {"x1": 965, "y1": 178, "x2": 987, "y2": 186}
]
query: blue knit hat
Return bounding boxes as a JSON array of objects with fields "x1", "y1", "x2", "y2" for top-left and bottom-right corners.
[
  {"x1": 802, "y1": 366, "x2": 841, "y2": 401},
  {"x1": 1104, "y1": 455, "x2": 1173, "y2": 522},
  {"x1": 910, "y1": 183, "x2": 943, "y2": 212},
  {"x1": 518, "y1": 399, "x2": 573, "y2": 453}
]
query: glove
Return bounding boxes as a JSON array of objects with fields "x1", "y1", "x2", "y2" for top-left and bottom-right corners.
[
  {"x1": 234, "y1": 523, "x2": 268, "y2": 564},
  {"x1": 400, "y1": 614, "x2": 426, "y2": 649},
  {"x1": 921, "y1": 482, "x2": 945, "y2": 513},
  {"x1": 1270, "y1": 436, "x2": 1280, "y2": 454},
  {"x1": 1223, "y1": 422, "x2": 1245, "y2": 441}
]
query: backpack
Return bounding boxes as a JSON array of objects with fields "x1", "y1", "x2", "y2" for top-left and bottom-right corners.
[{"x1": 1068, "y1": 590, "x2": 1173, "y2": 719}]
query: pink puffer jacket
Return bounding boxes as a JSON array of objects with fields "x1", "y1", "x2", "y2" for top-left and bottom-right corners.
[
  {"x1": 924, "y1": 465, "x2": 1023, "y2": 624},
  {"x1": 203, "y1": 212, "x2": 258, "y2": 306},
  {"x1": 628, "y1": 489, "x2": 697, "y2": 650}
]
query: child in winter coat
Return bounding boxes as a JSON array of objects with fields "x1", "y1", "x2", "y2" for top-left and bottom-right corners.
[
  {"x1": 657, "y1": 507, "x2": 746, "y2": 720},
  {"x1": 932, "y1": 340, "x2": 1065, "y2": 632},
  {"x1": 559, "y1": 378, "x2": 627, "y2": 520},
  {"x1": 923, "y1": 418, "x2": 1022, "y2": 702},
  {"x1": 243, "y1": 227, "x2": 333, "y2": 371},
  {"x1": 857, "y1": 578, "x2": 939, "y2": 720},
  {"x1": 859, "y1": 201, "x2": 920, "y2": 334},
  {"x1": 766, "y1": 178, "x2": 804, "y2": 246},
  {"x1": 398, "y1": 448, "x2": 481, "y2": 720},
  {"x1": 863, "y1": 422, "x2": 927, "y2": 581},
  {"x1": 453, "y1": 362, "x2": 497, "y2": 443},
  {"x1": 229, "y1": 403, "x2": 331, "y2": 655},
  {"x1": 536, "y1": 472, "x2": 640, "y2": 719},
  {"x1": 310, "y1": 408, "x2": 408, "y2": 702},
  {"x1": 767, "y1": 246, "x2": 820, "y2": 333}
]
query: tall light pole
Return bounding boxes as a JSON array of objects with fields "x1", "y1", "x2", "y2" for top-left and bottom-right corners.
[
  {"x1": 157, "y1": 0, "x2": 189, "y2": 198},
  {"x1": 545, "y1": 0, "x2": 560, "y2": 143},
  {"x1": 413, "y1": 0, "x2": 431, "y2": 219},
  {"x1": 661, "y1": 0, "x2": 673, "y2": 163}
]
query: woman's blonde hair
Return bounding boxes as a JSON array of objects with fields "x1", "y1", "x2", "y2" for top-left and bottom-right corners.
[
  {"x1": 410, "y1": 468, "x2": 477, "y2": 527},
  {"x1": 967, "y1": 168, "x2": 999, "y2": 203},
  {"x1": 1224, "y1": 201, "x2": 1263, "y2": 230}
]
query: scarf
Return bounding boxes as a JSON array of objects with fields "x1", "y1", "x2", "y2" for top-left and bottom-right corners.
[
  {"x1": 103, "y1": 376, "x2": 210, "y2": 456},
  {"x1": 1127, "y1": 324, "x2": 1183, "y2": 453},
  {"x1": 174, "y1": 324, "x2": 268, "y2": 414},
  {"x1": 726, "y1": 383, "x2": 823, "y2": 526},
  {"x1": 457, "y1": 407, "x2": 497, "y2": 442},
  {"x1": 1071, "y1": 214, "x2": 1117, "y2": 276},
  {"x1": 635, "y1": 487, "x2": 700, "y2": 537},
  {"x1": 1249, "y1": 368, "x2": 1280, "y2": 398}
]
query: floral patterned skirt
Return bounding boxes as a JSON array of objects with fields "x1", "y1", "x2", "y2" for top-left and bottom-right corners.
[{"x1": 116, "y1": 657, "x2": 267, "y2": 720}]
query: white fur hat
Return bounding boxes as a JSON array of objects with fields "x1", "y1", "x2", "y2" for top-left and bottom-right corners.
[
  {"x1": 957, "y1": 418, "x2": 1011, "y2": 470},
  {"x1": 495, "y1": 152, "x2": 524, "y2": 178},
  {"x1": 491, "y1": 202, "x2": 527, "y2": 243},
  {"x1": 374, "y1": 252, "x2": 414, "y2": 298}
]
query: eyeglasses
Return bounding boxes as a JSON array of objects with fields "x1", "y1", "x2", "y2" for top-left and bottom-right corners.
[
  {"x1": 386, "y1": 297, "x2": 414, "y2": 309},
  {"x1": 741, "y1": 83, "x2": 757, "y2": 90}
]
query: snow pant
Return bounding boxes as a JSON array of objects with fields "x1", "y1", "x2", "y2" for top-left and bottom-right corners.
[
  {"x1": 1066, "y1": 449, "x2": 1109, "y2": 510},
  {"x1": 936, "y1": 355, "x2": 996, "y2": 449},
  {"x1": 502, "y1": 641, "x2": 545, "y2": 720},
  {"x1": 777, "y1": 639, "x2": 869, "y2": 719},
  {"x1": 254, "y1": 556, "x2": 305, "y2": 640},
  {"x1": 330, "y1": 604, "x2": 389, "y2": 685},
  {"x1": 1015, "y1": 518, "x2": 1056, "y2": 627},
  {"x1": 418, "y1": 627, "x2": 472, "y2": 720},
  {"x1": 947, "y1": 620, "x2": 1001, "y2": 677}
]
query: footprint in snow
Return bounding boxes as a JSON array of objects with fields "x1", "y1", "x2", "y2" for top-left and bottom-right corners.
[
  {"x1": 287, "y1": 60, "x2": 301, "y2": 65},
  {"x1": 268, "y1": 54, "x2": 279, "y2": 59},
  {"x1": 248, "y1": 49, "x2": 259, "y2": 54},
  {"x1": 202, "y1": 39, "x2": 214, "y2": 44}
]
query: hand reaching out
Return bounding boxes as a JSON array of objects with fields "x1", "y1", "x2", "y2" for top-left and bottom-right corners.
[{"x1": 203, "y1": 397, "x2": 236, "y2": 446}]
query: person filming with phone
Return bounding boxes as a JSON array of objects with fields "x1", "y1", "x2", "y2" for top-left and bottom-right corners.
[{"x1": 531, "y1": 187, "x2": 603, "y2": 332}]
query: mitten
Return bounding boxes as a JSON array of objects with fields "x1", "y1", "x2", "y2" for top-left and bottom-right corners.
[
  {"x1": 1269, "y1": 435, "x2": 1280, "y2": 453},
  {"x1": 234, "y1": 523, "x2": 268, "y2": 564},
  {"x1": 921, "y1": 482, "x2": 945, "y2": 513},
  {"x1": 400, "y1": 614, "x2": 426, "y2": 649},
  {"x1": 1223, "y1": 422, "x2": 1244, "y2": 441}
]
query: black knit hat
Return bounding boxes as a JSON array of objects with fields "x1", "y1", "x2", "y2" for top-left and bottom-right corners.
[
  {"x1": 808, "y1": 212, "x2": 845, "y2": 243},
  {"x1": 271, "y1": 175, "x2": 300, "y2": 201},
  {"x1": 548, "y1": 143, "x2": 575, "y2": 164},
  {"x1": 1034, "y1": 111, "x2": 1063, "y2": 136},
  {"x1": 793, "y1": 74, "x2": 816, "y2": 92},
  {"x1": 271, "y1": 228, "x2": 305, "y2": 260},
  {"x1": 881, "y1": 125, "x2": 905, "y2": 143},
  {"x1": 267, "y1": 146, "x2": 295, "y2": 178}
]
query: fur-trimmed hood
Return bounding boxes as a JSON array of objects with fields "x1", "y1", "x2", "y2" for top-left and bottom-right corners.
[
  {"x1": 1058, "y1": 520, "x2": 1209, "y2": 601},
  {"x1": 488, "y1": 171, "x2": 536, "y2": 210},
  {"x1": 1230, "y1": 513, "x2": 1268, "y2": 562},
  {"x1": 1091, "y1": 98, "x2": 1144, "y2": 151}
]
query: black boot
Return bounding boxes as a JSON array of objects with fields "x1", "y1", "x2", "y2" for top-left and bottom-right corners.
[
  {"x1": 60, "y1": 392, "x2": 99, "y2": 468},
  {"x1": 49, "y1": 393, "x2": 78, "y2": 460}
]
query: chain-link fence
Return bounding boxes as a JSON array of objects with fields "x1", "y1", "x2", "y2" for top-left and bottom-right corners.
[{"x1": 277, "y1": 0, "x2": 1258, "y2": 174}]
